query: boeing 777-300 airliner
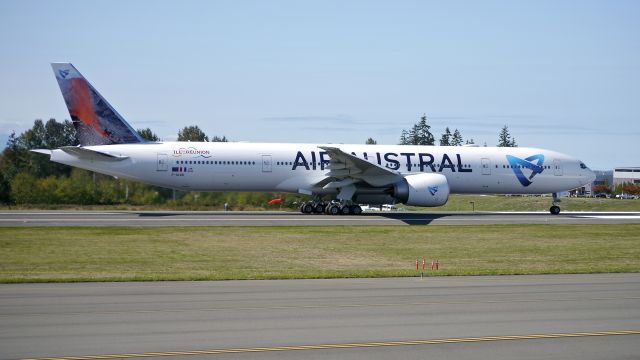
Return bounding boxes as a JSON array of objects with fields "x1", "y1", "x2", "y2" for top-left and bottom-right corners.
[{"x1": 34, "y1": 63, "x2": 596, "y2": 215}]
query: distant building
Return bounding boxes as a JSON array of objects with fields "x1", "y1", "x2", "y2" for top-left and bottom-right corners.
[
  {"x1": 574, "y1": 168, "x2": 638, "y2": 197},
  {"x1": 613, "y1": 167, "x2": 640, "y2": 186},
  {"x1": 593, "y1": 170, "x2": 614, "y2": 187}
]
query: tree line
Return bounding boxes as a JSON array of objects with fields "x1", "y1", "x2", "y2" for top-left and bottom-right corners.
[{"x1": 391, "y1": 114, "x2": 516, "y2": 147}]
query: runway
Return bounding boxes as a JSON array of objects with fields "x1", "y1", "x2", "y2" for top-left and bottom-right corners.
[
  {"x1": 1, "y1": 210, "x2": 640, "y2": 226},
  {"x1": 1, "y1": 274, "x2": 639, "y2": 359}
]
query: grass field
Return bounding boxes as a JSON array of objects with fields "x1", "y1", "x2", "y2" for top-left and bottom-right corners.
[{"x1": 1, "y1": 225, "x2": 638, "y2": 283}]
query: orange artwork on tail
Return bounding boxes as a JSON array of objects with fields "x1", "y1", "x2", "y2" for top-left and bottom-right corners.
[{"x1": 69, "y1": 78, "x2": 108, "y2": 138}]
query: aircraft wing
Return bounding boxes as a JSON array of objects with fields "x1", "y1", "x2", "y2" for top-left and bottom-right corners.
[{"x1": 319, "y1": 146, "x2": 403, "y2": 187}]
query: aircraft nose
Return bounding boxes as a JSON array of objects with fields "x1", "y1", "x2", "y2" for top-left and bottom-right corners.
[{"x1": 587, "y1": 169, "x2": 596, "y2": 183}]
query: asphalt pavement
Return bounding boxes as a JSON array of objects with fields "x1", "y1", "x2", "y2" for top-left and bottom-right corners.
[{"x1": 1, "y1": 274, "x2": 639, "y2": 359}]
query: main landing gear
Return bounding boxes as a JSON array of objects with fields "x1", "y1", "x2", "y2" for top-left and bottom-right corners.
[
  {"x1": 300, "y1": 200, "x2": 363, "y2": 215},
  {"x1": 549, "y1": 192, "x2": 561, "y2": 215}
]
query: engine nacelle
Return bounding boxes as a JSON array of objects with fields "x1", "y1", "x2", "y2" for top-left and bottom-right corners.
[{"x1": 393, "y1": 173, "x2": 450, "y2": 207}]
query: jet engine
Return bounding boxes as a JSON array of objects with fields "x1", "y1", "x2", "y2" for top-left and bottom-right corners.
[{"x1": 393, "y1": 173, "x2": 450, "y2": 207}]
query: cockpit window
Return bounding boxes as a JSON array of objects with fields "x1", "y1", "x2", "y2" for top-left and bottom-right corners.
[{"x1": 580, "y1": 163, "x2": 587, "y2": 169}]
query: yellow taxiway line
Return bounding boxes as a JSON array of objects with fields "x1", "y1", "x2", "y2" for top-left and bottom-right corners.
[{"x1": 24, "y1": 330, "x2": 640, "y2": 360}]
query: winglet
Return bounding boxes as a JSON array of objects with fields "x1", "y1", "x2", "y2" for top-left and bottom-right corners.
[{"x1": 51, "y1": 63, "x2": 144, "y2": 146}]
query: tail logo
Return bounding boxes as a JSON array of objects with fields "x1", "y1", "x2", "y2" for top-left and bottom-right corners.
[
  {"x1": 506, "y1": 154, "x2": 545, "y2": 187},
  {"x1": 428, "y1": 186, "x2": 439, "y2": 196},
  {"x1": 58, "y1": 69, "x2": 69, "y2": 79}
]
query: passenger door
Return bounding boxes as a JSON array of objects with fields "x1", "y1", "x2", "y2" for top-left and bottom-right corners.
[
  {"x1": 553, "y1": 159, "x2": 563, "y2": 176},
  {"x1": 481, "y1": 158, "x2": 491, "y2": 175},
  {"x1": 157, "y1": 153, "x2": 168, "y2": 171},
  {"x1": 262, "y1": 155, "x2": 272, "y2": 173}
]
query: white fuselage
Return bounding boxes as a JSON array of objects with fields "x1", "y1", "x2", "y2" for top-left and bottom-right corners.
[{"x1": 48, "y1": 142, "x2": 595, "y2": 200}]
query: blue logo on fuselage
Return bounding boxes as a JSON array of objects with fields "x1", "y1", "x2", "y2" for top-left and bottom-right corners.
[{"x1": 506, "y1": 154, "x2": 545, "y2": 187}]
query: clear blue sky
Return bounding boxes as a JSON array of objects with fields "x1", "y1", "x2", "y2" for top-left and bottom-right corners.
[{"x1": 1, "y1": 0, "x2": 638, "y2": 170}]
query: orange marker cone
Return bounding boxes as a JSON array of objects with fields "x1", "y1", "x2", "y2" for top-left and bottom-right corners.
[
  {"x1": 416, "y1": 258, "x2": 419, "y2": 271},
  {"x1": 431, "y1": 260, "x2": 435, "y2": 270},
  {"x1": 435, "y1": 259, "x2": 439, "y2": 270},
  {"x1": 422, "y1": 258, "x2": 426, "y2": 270}
]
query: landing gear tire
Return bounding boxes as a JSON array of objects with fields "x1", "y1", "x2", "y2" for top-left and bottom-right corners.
[
  {"x1": 313, "y1": 202, "x2": 326, "y2": 214},
  {"x1": 302, "y1": 202, "x2": 314, "y2": 214},
  {"x1": 350, "y1": 205, "x2": 362, "y2": 215},
  {"x1": 340, "y1": 205, "x2": 351, "y2": 215},
  {"x1": 327, "y1": 204, "x2": 341, "y2": 216}
]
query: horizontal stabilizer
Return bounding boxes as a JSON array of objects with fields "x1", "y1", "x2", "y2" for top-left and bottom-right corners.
[
  {"x1": 30, "y1": 149, "x2": 53, "y2": 156},
  {"x1": 60, "y1": 146, "x2": 129, "y2": 161}
]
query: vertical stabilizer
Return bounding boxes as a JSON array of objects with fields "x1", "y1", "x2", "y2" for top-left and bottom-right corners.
[{"x1": 51, "y1": 63, "x2": 144, "y2": 145}]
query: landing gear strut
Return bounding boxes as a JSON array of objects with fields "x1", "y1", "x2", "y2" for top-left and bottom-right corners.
[{"x1": 550, "y1": 193, "x2": 561, "y2": 215}]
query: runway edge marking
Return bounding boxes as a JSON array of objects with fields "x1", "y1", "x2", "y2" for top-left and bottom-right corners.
[{"x1": 22, "y1": 330, "x2": 640, "y2": 360}]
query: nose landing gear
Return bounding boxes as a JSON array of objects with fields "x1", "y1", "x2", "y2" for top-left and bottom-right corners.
[{"x1": 549, "y1": 193, "x2": 561, "y2": 215}]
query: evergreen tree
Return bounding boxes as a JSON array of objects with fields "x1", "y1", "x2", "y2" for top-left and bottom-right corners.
[
  {"x1": 497, "y1": 125, "x2": 517, "y2": 147},
  {"x1": 465, "y1": 138, "x2": 475, "y2": 145},
  {"x1": 399, "y1": 114, "x2": 435, "y2": 145},
  {"x1": 137, "y1": 128, "x2": 160, "y2": 141},
  {"x1": 399, "y1": 129, "x2": 409, "y2": 145},
  {"x1": 178, "y1": 125, "x2": 209, "y2": 142},
  {"x1": 365, "y1": 137, "x2": 377, "y2": 145},
  {"x1": 211, "y1": 135, "x2": 228, "y2": 142},
  {"x1": 414, "y1": 114, "x2": 435, "y2": 145},
  {"x1": 451, "y1": 128, "x2": 463, "y2": 146},
  {"x1": 408, "y1": 124, "x2": 418, "y2": 145},
  {"x1": 439, "y1": 127, "x2": 452, "y2": 146},
  {"x1": 0, "y1": 132, "x2": 21, "y2": 203}
]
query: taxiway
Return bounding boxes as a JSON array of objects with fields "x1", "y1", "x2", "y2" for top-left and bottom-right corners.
[{"x1": 1, "y1": 274, "x2": 639, "y2": 359}]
